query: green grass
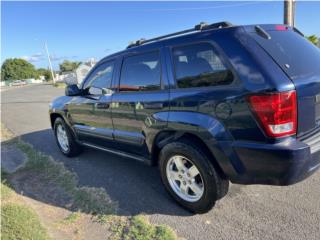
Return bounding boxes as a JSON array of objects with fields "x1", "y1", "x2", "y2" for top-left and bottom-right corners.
[
  {"x1": 1, "y1": 181, "x2": 13, "y2": 200},
  {"x1": 1, "y1": 169, "x2": 12, "y2": 200},
  {"x1": 16, "y1": 140, "x2": 117, "y2": 216},
  {"x1": 1, "y1": 203, "x2": 50, "y2": 240},
  {"x1": 1, "y1": 174, "x2": 50, "y2": 240},
  {"x1": 108, "y1": 215, "x2": 177, "y2": 240},
  {"x1": 61, "y1": 212, "x2": 81, "y2": 224},
  {"x1": 73, "y1": 186, "x2": 117, "y2": 215},
  {"x1": 126, "y1": 216, "x2": 176, "y2": 240},
  {"x1": 2, "y1": 124, "x2": 178, "y2": 240},
  {"x1": 17, "y1": 141, "x2": 78, "y2": 193}
]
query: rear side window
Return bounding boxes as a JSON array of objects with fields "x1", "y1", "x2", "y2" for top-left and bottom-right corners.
[
  {"x1": 172, "y1": 43, "x2": 233, "y2": 88},
  {"x1": 119, "y1": 52, "x2": 161, "y2": 92}
]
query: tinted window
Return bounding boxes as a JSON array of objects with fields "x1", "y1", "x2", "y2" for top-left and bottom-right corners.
[
  {"x1": 250, "y1": 30, "x2": 320, "y2": 80},
  {"x1": 120, "y1": 52, "x2": 160, "y2": 91},
  {"x1": 83, "y1": 61, "x2": 114, "y2": 91},
  {"x1": 173, "y1": 43, "x2": 233, "y2": 88}
]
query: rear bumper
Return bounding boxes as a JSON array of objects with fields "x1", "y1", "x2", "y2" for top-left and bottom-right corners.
[{"x1": 229, "y1": 134, "x2": 320, "y2": 186}]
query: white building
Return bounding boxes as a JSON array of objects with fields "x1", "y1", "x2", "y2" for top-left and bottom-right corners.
[
  {"x1": 27, "y1": 78, "x2": 43, "y2": 84},
  {"x1": 57, "y1": 58, "x2": 96, "y2": 85},
  {"x1": 75, "y1": 58, "x2": 96, "y2": 85},
  {"x1": 56, "y1": 71, "x2": 77, "y2": 84}
]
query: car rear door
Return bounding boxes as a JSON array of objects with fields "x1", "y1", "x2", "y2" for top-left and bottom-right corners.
[{"x1": 111, "y1": 49, "x2": 170, "y2": 157}]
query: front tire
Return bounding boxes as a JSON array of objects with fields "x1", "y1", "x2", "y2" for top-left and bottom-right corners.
[
  {"x1": 54, "y1": 117, "x2": 82, "y2": 157},
  {"x1": 159, "y1": 140, "x2": 229, "y2": 214}
]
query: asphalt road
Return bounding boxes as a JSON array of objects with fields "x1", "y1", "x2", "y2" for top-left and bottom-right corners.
[{"x1": 2, "y1": 84, "x2": 320, "y2": 240}]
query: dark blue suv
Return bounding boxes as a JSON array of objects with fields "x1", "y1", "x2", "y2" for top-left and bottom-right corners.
[{"x1": 49, "y1": 22, "x2": 320, "y2": 213}]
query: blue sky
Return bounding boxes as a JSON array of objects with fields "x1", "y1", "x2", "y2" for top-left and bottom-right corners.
[{"x1": 1, "y1": 1, "x2": 320, "y2": 70}]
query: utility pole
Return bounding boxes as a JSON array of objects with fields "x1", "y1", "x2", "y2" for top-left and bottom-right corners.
[
  {"x1": 44, "y1": 42, "x2": 56, "y2": 84},
  {"x1": 284, "y1": 0, "x2": 296, "y2": 27}
]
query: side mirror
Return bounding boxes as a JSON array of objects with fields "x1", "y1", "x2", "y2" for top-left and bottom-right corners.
[
  {"x1": 88, "y1": 86, "x2": 104, "y2": 96},
  {"x1": 65, "y1": 84, "x2": 82, "y2": 96}
]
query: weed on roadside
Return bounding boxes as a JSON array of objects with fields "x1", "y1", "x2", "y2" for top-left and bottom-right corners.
[
  {"x1": 1, "y1": 181, "x2": 50, "y2": 240},
  {"x1": 106, "y1": 215, "x2": 177, "y2": 240},
  {"x1": 16, "y1": 140, "x2": 118, "y2": 216},
  {"x1": 1, "y1": 170, "x2": 12, "y2": 200},
  {"x1": 61, "y1": 212, "x2": 82, "y2": 225},
  {"x1": 126, "y1": 215, "x2": 177, "y2": 240},
  {"x1": 1, "y1": 203, "x2": 50, "y2": 240},
  {"x1": 73, "y1": 186, "x2": 117, "y2": 215},
  {"x1": 1, "y1": 180, "x2": 12, "y2": 201},
  {"x1": 2, "y1": 123, "x2": 179, "y2": 240}
]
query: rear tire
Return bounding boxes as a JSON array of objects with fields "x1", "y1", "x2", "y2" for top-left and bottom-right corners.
[
  {"x1": 54, "y1": 117, "x2": 83, "y2": 157},
  {"x1": 159, "y1": 139, "x2": 229, "y2": 213}
]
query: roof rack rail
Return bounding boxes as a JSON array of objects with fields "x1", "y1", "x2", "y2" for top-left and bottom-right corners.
[{"x1": 127, "y1": 21, "x2": 233, "y2": 48}]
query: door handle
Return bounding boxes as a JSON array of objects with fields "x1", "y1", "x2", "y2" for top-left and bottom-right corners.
[
  {"x1": 142, "y1": 103, "x2": 163, "y2": 109},
  {"x1": 95, "y1": 102, "x2": 110, "y2": 109}
]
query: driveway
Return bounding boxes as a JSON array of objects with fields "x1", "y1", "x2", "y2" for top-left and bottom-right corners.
[{"x1": 2, "y1": 84, "x2": 320, "y2": 240}]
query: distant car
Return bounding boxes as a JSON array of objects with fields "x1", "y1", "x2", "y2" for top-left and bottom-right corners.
[
  {"x1": 49, "y1": 22, "x2": 320, "y2": 213},
  {"x1": 10, "y1": 80, "x2": 26, "y2": 86}
]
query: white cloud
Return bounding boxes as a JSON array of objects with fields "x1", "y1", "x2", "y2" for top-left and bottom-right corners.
[
  {"x1": 21, "y1": 52, "x2": 44, "y2": 62},
  {"x1": 20, "y1": 52, "x2": 79, "y2": 63},
  {"x1": 50, "y1": 55, "x2": 78, "y2": 62}
]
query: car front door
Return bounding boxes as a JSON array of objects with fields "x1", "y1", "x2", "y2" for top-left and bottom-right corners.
[
  {"x1": 111, "y1": 49, "x2": 170, "y2": 157},
  {"x1": 67, "y1": 60, "x2": 116, "y2": 148}
]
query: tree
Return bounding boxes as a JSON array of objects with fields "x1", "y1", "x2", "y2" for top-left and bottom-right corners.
[
  {"x1": 307, "y1": 35, "x2": 319, "y2": 46},
  {"x1": 37, "y1": 68, "x2": 52, "y2": 81},
  {"x1": 59, "y1": 60, "x2": 81, "y2": 72},
  {"x1": 1, "y1": 58, "x2": 38, "y2": 81}
]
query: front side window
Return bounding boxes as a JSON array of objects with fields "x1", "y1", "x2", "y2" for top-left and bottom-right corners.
[
  {"x1": 119, "y1": 52, "x2": 161, "y2": 92},
  {"x1": 173, "y1": 43, "x2": 233, "y2": 88},
  {"x1": 83, "y1": 61, "x2": 114, "y2": 92}
]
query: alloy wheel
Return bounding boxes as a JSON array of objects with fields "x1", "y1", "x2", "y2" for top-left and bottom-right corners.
[{"x1": 166, "y1": 155, "x2": 204, "y2": 202}]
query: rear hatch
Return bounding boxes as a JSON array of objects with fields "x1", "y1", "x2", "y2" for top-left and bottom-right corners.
[{"x1": 246, "y1": 24, "x2": 320, "y2": 137}]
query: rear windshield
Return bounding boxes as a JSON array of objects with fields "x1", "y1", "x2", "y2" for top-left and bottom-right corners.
[{"x1": 250, "y1": 29, "x2": 320, "y2": 80}]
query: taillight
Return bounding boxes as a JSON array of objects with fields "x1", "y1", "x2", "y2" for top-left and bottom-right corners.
[{"x1": 248, "y1": 91, "x2": 297, "y2": 138}]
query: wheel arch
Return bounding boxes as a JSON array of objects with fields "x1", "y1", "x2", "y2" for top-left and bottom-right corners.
[
  {"x1": 50, "y1": 112, "x2": 78, "y2": 140},
  {"x1": 50, "y1": 112, "x2": 63, "y2": 129},
  {"x1": 152, "y1": 130, "x2": 228, "y2": 179}
]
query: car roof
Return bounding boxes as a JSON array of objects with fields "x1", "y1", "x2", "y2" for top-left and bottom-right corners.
[
  {"x1": 99, "y1": 23, "x2": 288, "y2": 62},
  {"x1": 99, "y1": 22, "x2": 234, "y2": 60}
]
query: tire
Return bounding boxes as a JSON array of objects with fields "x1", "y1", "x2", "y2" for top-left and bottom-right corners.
[
  {"x1": 54, "y1": 117, "x2": 83, "y2": 157},
  {"x1": 159, "y1": 139, "x2": 229, "y2": 214}
]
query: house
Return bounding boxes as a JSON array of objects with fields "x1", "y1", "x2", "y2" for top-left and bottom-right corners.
[
  {"x1": 57, "y1": 58, "x2": 96, "y2": 85},
  {"x1": 75, "y1": 58, "x2": 96, "y2": 84},
  {"x1": 56, "y1": 71, "x2": 77, "y2": 85}
]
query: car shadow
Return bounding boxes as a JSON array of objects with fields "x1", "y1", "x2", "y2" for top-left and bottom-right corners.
[{"x1": 6, "y1": 128, "x2": 192, "y2": 217}]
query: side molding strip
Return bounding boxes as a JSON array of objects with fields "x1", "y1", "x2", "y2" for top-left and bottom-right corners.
[{"x1": 81, "y1": 142, "x2": 149, "y2": 164}]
